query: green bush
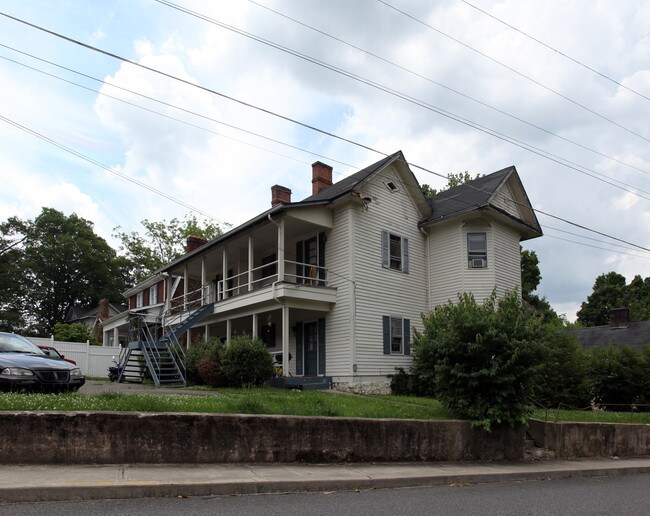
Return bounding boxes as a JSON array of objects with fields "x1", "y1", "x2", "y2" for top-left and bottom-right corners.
[
  {"x1": 221, "y1": 335, "x2": 274, "y2": 387},
  {"x1": 587, "y1": 345, "x2": 648, "y2": 406},
  {"x1": 185, "y1": 337, "x2": 224, "y2": 386},
  {"x1": 389, "y1": 368, "x2": 413, "y2": 396},
  {"x1": 53, "y1": 322, "x2": 99, "y2": 346},
  {"x1": 413, "y1": 290, "x2": 545, "y2": 430},
  {"x1": 534, "y1": 329, "x2": 590, "y2": 408}
]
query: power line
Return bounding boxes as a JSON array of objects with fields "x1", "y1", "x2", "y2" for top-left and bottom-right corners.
[
  {"x1": 0, "y1": 113, "x2": 229, "y2": 225},
  {"x1": 148, "y1": 2, "x2": 650, "y2": 201},
  {"x1": 4, "y1": 9, "x2": 649, "y2": 205},
  {"x1": 2, "y1": 12, "x2": 648, "y2": 255},
  {"x1": 457, "y1": 0, "x2": 650, "y2": 102},
  {"x1": 249, "y1": 0, "x2": 650, "y2": 178},
  {"x1": 544, "y1": 234, "x2": 650, "y2": 260},
  {"x1": 541, "y1": 224, "x2": 646, "y2": 253},
  {"x1": 376, "y1": 0, "x2": 650, "y2": 143}
]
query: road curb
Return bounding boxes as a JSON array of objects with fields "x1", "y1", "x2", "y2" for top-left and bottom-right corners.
[{"x1": 1, "y1": 463, "x2": 649, "y2": 503}]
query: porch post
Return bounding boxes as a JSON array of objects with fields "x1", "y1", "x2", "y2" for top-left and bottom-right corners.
[
  {"x1": 252, "y1": 313, "x2": 258, "y2": 338},
  {"x1": 201, "y1": 256, "x2": 206, "y2": 305},
  {"x1": 248, "y1": 236, "x2": 254, "y2": 291},
  {"x1": 226, "y1": 319, "x2": 232, "y2": 344},
  {"x1": 205, "y1": 324, "x2": 210, "y2": 342},
  {"x1": 277, "y1": 218, "x2": 285, "y2": 282},
  {"x1": 282, "y1": 305, "x2": 289, "y2": 376},
  {"x1": 222, "y1": 248, "x2": 228, "y2": 299},
  {"x1": 113, "y1": 327, "x2": 119, "y2": 347},
  {"x1": 165, "y1": 275, "x2": 172, "y2": 312},
  {"x1": 183, "y1": 265, "x2": 188, "y2": 311}
]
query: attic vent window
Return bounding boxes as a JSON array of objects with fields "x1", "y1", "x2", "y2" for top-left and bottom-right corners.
[{"x1": 386, "y1": 181, "x2": 398, "y2": 192}]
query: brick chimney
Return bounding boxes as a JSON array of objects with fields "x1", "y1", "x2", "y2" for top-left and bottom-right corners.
[
  {"x1": 98, "y1": 298, "x2": 110, "y2": 322},
  {"x1": 271, "y1": 185, "x2": 292, "y2": 207},
  {"x1": 312, "y1": 161, "x2": 333, "y2": 195},
  {"x1": 186, "y1": 235, "x2": 207, "y2": 253},
  {"x1": 609, "y1": 308, "x2": 629, "y2": 328}
]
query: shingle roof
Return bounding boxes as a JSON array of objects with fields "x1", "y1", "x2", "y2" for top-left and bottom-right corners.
[
  {"x1": 422, "y1": 166, "x2": 514, "y2": 224},
  {"x1": 299, "y1": 153, "x2": 400, "y2": 204},
  {"x1": 570, "y1": 322, "x2": 650, "y2": 352}
]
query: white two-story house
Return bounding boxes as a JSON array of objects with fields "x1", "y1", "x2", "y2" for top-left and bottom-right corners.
[{"x1": 104, "y1": 150, "x2": 542, "y2": 390}]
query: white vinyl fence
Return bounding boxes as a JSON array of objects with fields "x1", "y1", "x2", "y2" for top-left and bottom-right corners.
[{"x1": 28, "y1": 337, "x2": 119, "y2": 378}]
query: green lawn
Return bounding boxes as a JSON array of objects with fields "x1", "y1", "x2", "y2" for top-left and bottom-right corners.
[{"x1": 1, "y1": 389, "x2": 648, "y2": 424}]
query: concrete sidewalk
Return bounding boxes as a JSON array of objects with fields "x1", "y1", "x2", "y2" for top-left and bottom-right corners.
[{"x1": 1, "y1": 458, "x2": 649, "y2": 503}]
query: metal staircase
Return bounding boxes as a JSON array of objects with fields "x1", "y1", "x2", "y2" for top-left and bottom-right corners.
[{"x1": 116, "y1": 301, "x2": 215, "y2": 388}]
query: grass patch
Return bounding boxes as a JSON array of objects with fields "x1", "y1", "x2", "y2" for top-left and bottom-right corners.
[
  {"x1": 0, "y1": 389, "x2": 455, "y2": 420},
  {"x1": 533, "y1": 408, "x2": 650, "y2": 425}
]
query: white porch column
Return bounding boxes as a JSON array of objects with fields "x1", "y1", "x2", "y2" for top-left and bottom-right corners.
[
  {"x1": 277, "y1": 218, "x2": 285, "y2": 282},
  {"x1": 282, "y1": 306, "x2": 289, "y2": 376},
  {"x1": 252, "y1": 313, "x2": 258, "y2": 338},
  {"x1": 201, "y1": 256, "x2": 206, "y2": 305},
  {"x1": 165, "y1": 275, "x2": 172, "y2": 312},
  {"x1": 183, "y1": 265, "x2": 189, "y2": 311},
  {"x1": 248, "y1": 235, "x2": 254, "y2": 292},
  {"x1": 113, "y1": 327, "x2": 119, "y2": 347},
  {"x1": 226, "y1": 319, "x2": 232, "y2": 344},
  {"x1": 222, "y1": 248, "x2": 228, "y2": 299}
]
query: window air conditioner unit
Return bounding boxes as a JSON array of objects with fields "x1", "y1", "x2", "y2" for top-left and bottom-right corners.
[{"x1": 471, "y1": 258, "x2": 486, "y2": 268}]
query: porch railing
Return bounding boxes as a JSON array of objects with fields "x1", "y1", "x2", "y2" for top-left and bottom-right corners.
[{"x1": 217, "y1": 260, "x2": 329, "y2": 300}]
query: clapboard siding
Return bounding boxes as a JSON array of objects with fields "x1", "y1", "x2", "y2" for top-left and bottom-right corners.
[
  {"x1": 349, "y1": 165, "x2": 427, "y2": 376},
  {"x1": 493, "y1": 220, "x2": 522, "y2": 297},
  {"x1": 491, "y1": 182, "x2": 520, "y2": 219},
  {"x1": 324, "y1": 204, "x2": 352, "y2": 376},
  {"x1": 461, "y1": 218, "x2": 496, "y2": 303},
  {"x1": 428, "y1": 221, "x2": 464, "y2": 308}
]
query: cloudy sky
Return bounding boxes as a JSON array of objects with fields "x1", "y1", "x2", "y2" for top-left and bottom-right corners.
[{"x1": 1, "y1": 0, "x2": 649, "y2": 321}]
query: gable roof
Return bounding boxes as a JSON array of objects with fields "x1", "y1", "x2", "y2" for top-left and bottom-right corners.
[
  {"x1": 570, "y1": 322, "x2": 650, "y2": 352},
  {"x1": 421, "y1": 166, "x2": 542, "y2": 240}
]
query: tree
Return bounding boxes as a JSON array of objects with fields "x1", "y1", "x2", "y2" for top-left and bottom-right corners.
[
  {"x1": 114, "y1": 214, "x2": 225, "y2": 283},
  {"x1": 420, "y1": 171, "x2": 480, "y2": 199},
  {"x1": 21, "y1": 208, "x2": 127, "y2": 334},
  {"x1": 576, "y1": 272, "x2": 627, "y2": 326},
  {"x1": 53, "y1": 322, "x2": 99, "y2": 346},
  {"x1": 0, "y1": 217, "x2": 30, "y2": 331},
  {"x1": 520, "y1": 247, "x2": 559, "y2": 323},
  {"x1": 413, "y1": 290, "x2": 545, "y2": 430}
]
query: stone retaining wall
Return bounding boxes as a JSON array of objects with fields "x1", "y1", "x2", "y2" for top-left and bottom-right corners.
[
  {"x1": 0, "y1": 412, "x2": 523, "y2": 464},
  {"x1": 527, "y1": 419, "x2": 650, "y2": 458}
]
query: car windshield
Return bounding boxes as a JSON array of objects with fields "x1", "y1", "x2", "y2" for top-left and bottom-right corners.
[{"x1": 0, "y1": 334, "x2": 45, "y2": 354}]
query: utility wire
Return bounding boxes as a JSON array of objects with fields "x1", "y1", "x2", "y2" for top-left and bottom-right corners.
[
  {"x1": 377, "y1": 0, "x2": 650, "y2": 143},
  {"x1": 249, "y1": 0, "x2": 650, "y2": 178},
  {"x1": 3, "y1": 9, "x2": 648, "y2": 204},
  {"x1": 149, "y1": 1, "x2": 650, "y2": 201},
  {"x1": 458, "y1": 0, "x2": 650, "y2": 102},
  {"x1": 0, "y1": 114, "x2": 229, "y2": 225},
  {"x1": 1, "y1": 12, "x2": 646, "y2": 254},
  {"x1": 544, "y1": 234, "x2": 650, "y2": 260}
]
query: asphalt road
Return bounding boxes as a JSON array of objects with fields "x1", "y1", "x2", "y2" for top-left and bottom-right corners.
[{"x1": 1, "y1": 473, "x2": 648, "y2": 516}]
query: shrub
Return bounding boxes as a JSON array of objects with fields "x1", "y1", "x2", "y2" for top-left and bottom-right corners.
[
  {"x1": 534, "y1": 329, "x2": 590, "y2": 408},
  {"x1": 587, "y1": 345, "x2": 647, "y2": 406},
  {"x1": 413, "y1": 290, "x2": 545, "y2": 430},
  {"x1": 185, "y1": 337, "x2": 224, "y2": 386},
  {"x1": 53, "y1": 322, "x2": 99, "y2": 346},
  {"x1": 389, "y1": 368, "x2": 413, "y2": 396},
  {"x1": 221, "y1": 335, "x2": 274, "y2": 387}
]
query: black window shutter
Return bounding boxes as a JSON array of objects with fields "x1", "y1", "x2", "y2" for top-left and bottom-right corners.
[
  {"x1": 382, "y1": 315, "x2": 390, "y2": 354},
  {"x1": 318, "y1": 317, "x2": 326, "y2": 375},
  {"x1": 402, "y1": 237, "x2": 409, "y2": 274},
  {"x1": 381, "y1": 230, "x2": 389, "y2": 268},
  {"x1": 296, "y1": 241, "x2": 304, "y2": 284},
  {"x1": 295, "y1": 321, "x2": 303, "y2": 375},
  {"x1": 404, "y1": 318, "x2": 411, "y2": 355}
]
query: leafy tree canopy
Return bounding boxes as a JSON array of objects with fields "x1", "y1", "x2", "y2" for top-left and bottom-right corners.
[
  {"x1": 15, "y1": 208, "x2": 127, "y2": 334},
  {"x1": 53, "y1": 322, "x2": 99, "y2": 346},
  {"x1": 420, "y1": 171, "x2": 480, "y2": 198},
  {"x1": 0, "y1": 217, "x2": 30, "y2": 332},
  {"x1": 577, "y1": 271, "x2": 650, "y2": 326},
  {"x1": 114, "y1": 214, "x2": 225, "y2": 283}
]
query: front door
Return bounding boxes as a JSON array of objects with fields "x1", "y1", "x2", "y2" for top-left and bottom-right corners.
[{"x1": 303, "y1": 322, "x2": 318, "y2": 376}]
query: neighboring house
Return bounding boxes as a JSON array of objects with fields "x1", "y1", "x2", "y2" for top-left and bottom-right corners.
[
  {"x1": 65, "y1": 299, "x2": 126, "y2": 343},
  {"x1": 570, "y1": 308, "x2": 650, "y2": 352},
  {"x1": 105, "y1": 150, "x2": 542, "y2": 389}
]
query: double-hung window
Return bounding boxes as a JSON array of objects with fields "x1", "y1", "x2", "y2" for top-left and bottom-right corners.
[
  {"x1": 467, "y1": 232, "x2": 487, "y2": 268},
  {"x1": 381, "y1": 230, "x2": 409, "y2": 273},
  {"x1": 149, "y1": 285, "x2": 158, "y2": 305},
  {"x1": 136, "y1": 291, "x2": 144, "y2": 308},
  {"x1": 382, "y1": 316, "x2": 411, "y2": 355}
]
